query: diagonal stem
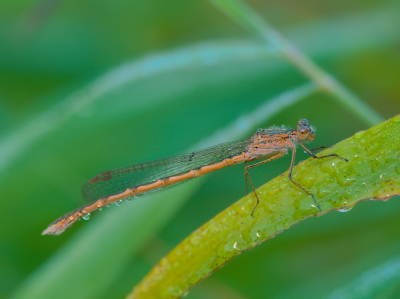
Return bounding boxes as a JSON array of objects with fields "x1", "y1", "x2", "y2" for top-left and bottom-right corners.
[{"x1": 209, "y1": 0, "x2": 384, "y2": 126}]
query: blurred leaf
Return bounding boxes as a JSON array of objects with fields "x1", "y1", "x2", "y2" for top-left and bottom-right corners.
[
  {"x1": 130, "y1": 115, "x2": 400, "y2": 298},
  {"x1": 209, "y1": 0, "x2": 386, "y2": 126},
  {"x1": 0, "y1": 40, "x2": 276, "y2": 174},
  {"x1": 8, "y1": 79, "x2": 315, "y2": 299},
  {"x1": 326, "y1": 254, "x2": 400, "y2": 299}
]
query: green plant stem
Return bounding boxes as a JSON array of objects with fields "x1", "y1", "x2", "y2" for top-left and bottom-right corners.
[{"x1": 209, "y1": 0, "x2": 384, "y2": 126}]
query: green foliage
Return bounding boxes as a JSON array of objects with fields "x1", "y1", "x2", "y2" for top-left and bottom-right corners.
[
  {"x1": 1, "y1": 1, "x2": 400, "y2": 299},
  {"x1": 130, "y1": 115, "x2": 400, "y2": 298}
]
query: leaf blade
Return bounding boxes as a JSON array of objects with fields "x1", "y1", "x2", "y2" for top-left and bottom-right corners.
[{"x1": 129, "y1": 115, "x2": 400, "y2": 298}]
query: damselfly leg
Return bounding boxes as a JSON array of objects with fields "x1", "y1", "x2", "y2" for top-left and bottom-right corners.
[
  {"x1": 244, "y1": 153, "x2": 286, "y2": 216},
  {"x1": 244, "y1": 144, "x2": 347, "y2": 216}
]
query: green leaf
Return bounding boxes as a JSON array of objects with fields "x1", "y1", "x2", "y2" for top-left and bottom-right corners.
[
  {"x1": 129, "y1": 115, "x2": 400, "y2": 298},
  {"x1": 326, "y1": 254, "x2": 400, "y2": 299}
]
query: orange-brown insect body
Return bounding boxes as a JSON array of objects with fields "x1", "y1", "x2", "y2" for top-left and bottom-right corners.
[{"x1": 43, "y1": 119, "x2": 343, "y2": 236}]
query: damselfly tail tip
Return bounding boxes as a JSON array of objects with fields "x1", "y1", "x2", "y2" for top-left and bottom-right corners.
[
  {"x1": 41, "y1": 227, "x2": 51, "y2": 236},
  {"x1": 41, "y1": 222, "x2": 66, "y2": 236}
]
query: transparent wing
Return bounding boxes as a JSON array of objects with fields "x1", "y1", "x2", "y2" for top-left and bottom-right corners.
[{"x1": 81, "y1": 138, "x2": 251, "y2": 202}]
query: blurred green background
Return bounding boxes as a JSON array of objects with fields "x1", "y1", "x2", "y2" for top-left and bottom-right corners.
[{"x1": 1, "y1": 0, "x2": 400, "y2": 298}]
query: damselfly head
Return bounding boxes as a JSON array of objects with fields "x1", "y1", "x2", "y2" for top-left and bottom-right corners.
[{"x1": 297, "y1": 119, "x2": 315, "y2": 141}]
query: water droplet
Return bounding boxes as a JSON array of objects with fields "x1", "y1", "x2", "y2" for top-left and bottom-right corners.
[
  {"x1": 316, "y1": 186, "x2": 331, "y2": 199},
  {"x1": 301, "y1": 173, "x2": 317, "y2": 188},
  {"x1": 82, "y1": 213, "x2": 91, "y2": 220},
  {"x1": 221, "y1": 234, "x2": 247, "y2": 253},
  {"x1": 224, "y1": 235, "x2": 247, "y2": 252},
  {"x1": 354, "y1": 131, "x2": 365, "y2": 139},
  {"x1": 371, "y1": 159, "x2": 383, "y2": 173},
  {"x1": 320, "y1": 162, "x2": 338, "y2": 175},
  {"x1": 227, "y1": 209, "x2": 236, "y2": 216},
  {"x1": 358, "y1": 137, "x2": 367, "y2": 145},
  {"x1": 106, "y1": 204, "x2": 112, "y2": 208},
  {"x1": 115, "y1": 200, "x2": 122, "y2": 206},
  {"x1": 341, "y1": 176, "x2": 357, "y2": 187},
  {"x1": 338, "y1": 207, "x2": 352, "y2": 213},
  {"x1": 99, "y1": 208, "x2": 103, "y2": 211},
  {"x1": 125, "y1": 196, "x2": 134, "y2": 202}
]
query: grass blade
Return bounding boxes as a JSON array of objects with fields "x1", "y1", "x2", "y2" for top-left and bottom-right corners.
[
  {"x1": 130, "y1": 115, "x2": 400, "y2": 298},
  {"x1": 208, "y1": 0, "x2": 385, "y2": 126}
]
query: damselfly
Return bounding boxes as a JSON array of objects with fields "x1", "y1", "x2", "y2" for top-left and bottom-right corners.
[{"x1": 42, "y1": 119, "x2": 347, "y2": 235}]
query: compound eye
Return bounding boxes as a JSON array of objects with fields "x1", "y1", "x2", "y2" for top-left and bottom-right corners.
[
  {"x1": 299, "y1": 126, "x2": 309, "y2": 139},
  {"x1": 300, "y1": 127, "x2": 309, "y2": 134}
]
